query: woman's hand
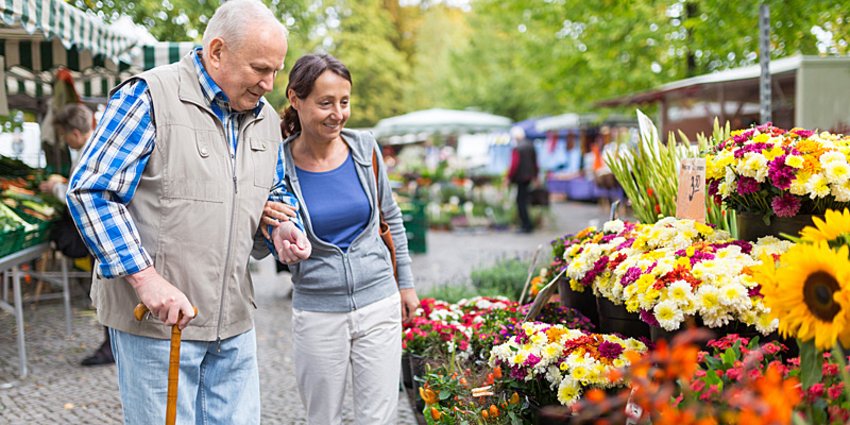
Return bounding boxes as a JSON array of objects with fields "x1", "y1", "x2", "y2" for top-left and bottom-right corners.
[
  {"x1": 261, "y1": 201, "x2": 298, "y2": 239},
  {"x1": 399, "y1": 288, "x2": 420, "y2": 324}
]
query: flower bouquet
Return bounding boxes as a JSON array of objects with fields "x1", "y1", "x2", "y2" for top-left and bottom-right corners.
[
  {"x1": 488, "y1": 322, "x2": 647, "y2": 406},
  {"x1": 706, "y1": 124, "x2": 850, "y2": 221},
  {"x1": 562, "y1": 217, "x2": 792, "y2": 333}
]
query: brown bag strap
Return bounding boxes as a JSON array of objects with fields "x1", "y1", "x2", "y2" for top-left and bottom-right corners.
[
  {"x1": 372, "y1": 149, "x2": 399, "y2": 284},
  {"x1": 372, "y1": 150, "x2": 383, "y2": 213}
]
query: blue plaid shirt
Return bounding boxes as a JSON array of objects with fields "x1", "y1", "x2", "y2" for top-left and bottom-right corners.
[{"x1": 67, "y1": 49, "x2": 301, "y2": 279}]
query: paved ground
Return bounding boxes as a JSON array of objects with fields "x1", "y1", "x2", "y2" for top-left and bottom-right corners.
[{"x1": 0, "y1": 201, "x2": 607, "y2": 424}]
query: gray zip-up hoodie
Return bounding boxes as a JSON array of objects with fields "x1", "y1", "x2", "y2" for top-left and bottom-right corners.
[{"x1": 282, "y1": 129, "x2": 414, "y2": 312}]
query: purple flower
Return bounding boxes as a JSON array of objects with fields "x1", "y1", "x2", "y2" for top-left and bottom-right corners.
[
  {"x1": 771, "y1": 193, "x2": 802, "y2": 218},
  {"x1": 732, "y1": 130, "x2": 755, "y2": 144},
  {"x1": 600, "y1": 234, "x2": 618, "y2": 243},
  {"x1": 736, "y1": 177, "x2": 760, "y2": 195},
  {"x1": 768, "y1": 156, "x2": 795, "y2": 190},
  {"x1": 791, "y1": 128, "x2": 814, "y2": 138},
  {"x1": 581, "y1": 256, "x2": 609, "y2": 287},
  {"x1": 620, "y1": 266, "x2": 643, "y2": 287},
  {"x1": 639, "y1": 310, "x2": 660, "y2": 327},
  {"x1": 690, "y1": 250, "x2": 716, "y2": 266},
  {"x1": 525, "y1": 354, "x2": 541, "y2": 367},
  {"x1": 616, "y1": 238, "x2": 635, "y2": 250},
  {"x1": 715, "y1": 240, "x2": 753, "y2": 255},
  {"x1": 598, "y1": 341, "x2": 625, "y2": 359}
]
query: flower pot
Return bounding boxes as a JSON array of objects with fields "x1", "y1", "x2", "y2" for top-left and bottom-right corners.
[
  {"x1": 401, "y1": 352, "x2": 413, "y2": 389},
  {"x1": 596, "y1": 297, "x2": 650, "y2": 340},
  {"x1": 558, "y1": 278, "x2": 600, "y2": 330},
  {"x1": 409, "y1": 354, "x2": 435, "y2": 414},
  {"x1": 735, "y1": 212, "x2": 815, "y2": 242}
]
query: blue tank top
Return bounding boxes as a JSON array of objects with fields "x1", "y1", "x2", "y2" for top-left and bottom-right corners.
[{"x1": 296, "y1": 153, "x2": 371, "y2": 251}]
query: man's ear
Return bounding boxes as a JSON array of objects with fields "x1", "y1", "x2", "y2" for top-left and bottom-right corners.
[{"x1": 206, "y1": 38, "x2": 225, "y2": 70}]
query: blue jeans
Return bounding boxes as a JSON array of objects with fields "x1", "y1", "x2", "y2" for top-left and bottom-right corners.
[{"x1": 109, "y1": 327, "x2": 260, "y2": 425}]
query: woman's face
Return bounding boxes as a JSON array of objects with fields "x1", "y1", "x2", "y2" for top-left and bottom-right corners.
[{"x1": 292, "y1": 70, "x2": 351, "y2": 143}]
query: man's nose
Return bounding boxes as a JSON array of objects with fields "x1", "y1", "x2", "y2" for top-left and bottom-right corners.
[{"x1": 258, "y1": 73, "x2": 275, "y2": 92}]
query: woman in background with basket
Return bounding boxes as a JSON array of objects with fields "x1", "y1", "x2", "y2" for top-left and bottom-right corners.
[{"x1": 263, "y1": 53, "x2": 420, "y2": 425}]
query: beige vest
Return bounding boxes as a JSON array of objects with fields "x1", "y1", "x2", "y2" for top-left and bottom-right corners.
[{"x1": 91, "y1": 54, "x2": 281, "y2": 341}]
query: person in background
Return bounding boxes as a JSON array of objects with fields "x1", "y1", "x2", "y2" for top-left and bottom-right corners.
[
  {"x1": 40, "y1": 103, "x2": 114, "y2": 366},
  {"x1": 66, "y1": 1, "x2": 310, "y2": 423},
  {"x1": 262, "y1": 53, "x2": 420, "y2": 425},
  {"x1": 506, "y1": 126, "x2": 539, "y2": 233}
]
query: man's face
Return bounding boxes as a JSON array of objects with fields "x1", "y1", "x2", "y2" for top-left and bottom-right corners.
[
  {"x1": 62, "y1": 129, "x2": 89, "y2": 150},
  {"x1": 207, "y1": 27, "x2": 287, "y2": 112}
]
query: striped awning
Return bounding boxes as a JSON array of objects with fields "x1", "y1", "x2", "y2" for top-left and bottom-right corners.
[
  {"x1": 134, "y1": 42, "x2": 199, "y2": 72},
  {"x1": 0, "y1": 0, "x2": 139, "y2": 64},
  {"x1": 4, "y1": 41, "x2": 198, "y2": 99}
]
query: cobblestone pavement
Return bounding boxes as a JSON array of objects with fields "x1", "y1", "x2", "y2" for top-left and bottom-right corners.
[{"x1": 0, "y1": 201, "x2": 606, "y2": 424}]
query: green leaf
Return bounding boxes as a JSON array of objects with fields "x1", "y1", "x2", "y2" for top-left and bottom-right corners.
[
  {"x1": 721, "y1": 348, "x2": 737, "y2": 367},
  {"x1": 798, "y1": 339, "x2": 824, "y2": 390},
  {"x1": 439, "y1": 390, "x2": 452, "y2": 400}
]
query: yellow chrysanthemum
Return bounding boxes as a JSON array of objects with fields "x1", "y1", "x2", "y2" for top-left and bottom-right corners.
[
  {"x1": 764, "y1": 242, "x2": 850, "y2": 350},
  {"x1": 785, "y1": 155, "x2": 805, "y2": 169},
  {"x1": 800, "y1": 209, "x2": 850, "y2": 243}
]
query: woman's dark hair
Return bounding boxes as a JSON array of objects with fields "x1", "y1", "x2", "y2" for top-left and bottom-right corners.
[{"x1": 282, "y1": 54, "x2": 352, "y2": 138}]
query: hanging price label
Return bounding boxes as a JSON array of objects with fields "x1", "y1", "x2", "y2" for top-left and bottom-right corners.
[{"x1": 676, "y1": 157, "x2": 706, "y2": 223}]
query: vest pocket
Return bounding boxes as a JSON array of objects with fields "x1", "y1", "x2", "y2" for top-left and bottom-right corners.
[
  {"x1": 163, "y1": 129, "x2": 226, "y2": 203},
  {"x1": 249, "y1": 137, "x2": 278, "y2": 189}
]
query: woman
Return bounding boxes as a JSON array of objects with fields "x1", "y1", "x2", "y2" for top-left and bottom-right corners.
[{"x1": 264, "y1": 54, "x2": 420, "y2": 425}]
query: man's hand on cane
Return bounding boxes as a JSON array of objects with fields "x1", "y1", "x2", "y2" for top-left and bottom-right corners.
[{"x1": 127, "y1": 267, "x2": 196, "y2": 329}]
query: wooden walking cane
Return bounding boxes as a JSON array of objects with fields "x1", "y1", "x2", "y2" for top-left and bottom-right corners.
[{"x1": 134, "y1": 303, "x2": 198, "y2": 425}]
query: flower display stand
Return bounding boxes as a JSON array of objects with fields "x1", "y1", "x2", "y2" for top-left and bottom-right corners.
[
  {"x1": 596, "y1": 297, "x2": 650, "y2": 340},
  {"x1": 558, "y1": 278, "x2": 600, "y2": 330},
  {"x1": 735, "y1": 212, "x2": 814, "y2": 242}
]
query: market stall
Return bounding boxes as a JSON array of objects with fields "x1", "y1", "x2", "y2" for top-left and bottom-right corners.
[{"x1": 0, "y1": 1, "x2": 194, "y2": 379}]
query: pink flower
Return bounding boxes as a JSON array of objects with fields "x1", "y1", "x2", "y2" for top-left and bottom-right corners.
[
  {"x1": 771, "y1": 193, "x2": 802, "y2": 218},
  {"x1": 808, "y1": 383, "x2": 826, "y2": 401},
  {"x1": 824, "y1": 363, "x2": 839, "y2": 377},
  {"x1": 736, "y1": 177, "x2": 760, "y2": 195},
  {"x1": 690, "y1": 379, "x2": 706, "y2": 392},
  {"x1": 828, "y1": 383, "x2": 845, "y2": 400},
  {"x1": 747, "y1": 368, "x2": 763, "y2": 381},
  {"x1": 726, "y1": 368, "x2": 742, "y2": 381},
  {"x1": 763, "y1": 342, "x2": 782, "y2": 355}
]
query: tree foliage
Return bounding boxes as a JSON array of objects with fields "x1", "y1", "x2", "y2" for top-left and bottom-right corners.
[{"x1": 72, "y1": 0, "x2": 850, "y2": 124}]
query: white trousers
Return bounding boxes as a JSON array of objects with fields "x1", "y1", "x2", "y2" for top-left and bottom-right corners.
[{"x1": 292, "y1": 292, "x2": 402, "y2": 425}]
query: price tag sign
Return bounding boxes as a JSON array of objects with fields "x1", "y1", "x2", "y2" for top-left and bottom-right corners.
[{"x1": 676, "y1": 157, "x2": 706, "y2": 222}]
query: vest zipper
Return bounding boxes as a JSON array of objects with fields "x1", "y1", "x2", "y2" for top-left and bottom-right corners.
[
  {"x1": 216, "y1": 129, "x2": 239, "y2": 342},
  {"x1": 342, "y1": 252, "x2": 357, "y2": 310}
]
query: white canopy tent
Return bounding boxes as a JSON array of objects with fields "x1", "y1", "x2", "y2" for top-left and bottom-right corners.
[{"x1": 373, "y1": 108, "x2": 512, "y2": 141}]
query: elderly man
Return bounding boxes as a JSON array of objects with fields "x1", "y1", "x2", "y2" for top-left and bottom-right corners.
[{"x1": 66, "y1": 1, "x2": 309, "y2": 423}]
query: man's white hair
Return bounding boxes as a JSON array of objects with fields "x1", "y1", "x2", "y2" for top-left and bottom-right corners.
[{"x1": 202, "y1": 0, "x2": 287, "y2": 50}]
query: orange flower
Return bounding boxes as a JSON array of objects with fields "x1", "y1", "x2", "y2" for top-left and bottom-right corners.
[
  {"x1": 419, "y1": 387, "x2": 438, "y2": 405},
  {"x1": 489, "y1": 404, "x2": 499, "y2": 417},
  {"x1": 430, "y1": 407, "x2": 441, "y2": 420},
  {"x1": 493, "y1": 366, "x2": 502, "y2": 379},
  {"x1": 481, "y1": 409, "x2": 489, "y2": 420},
  {"x1": 585, "y1": 388, "x2": 606, "y2": 403},
  {"x1": 509, "y1": 392, "x2": 520, "y2": 405}
]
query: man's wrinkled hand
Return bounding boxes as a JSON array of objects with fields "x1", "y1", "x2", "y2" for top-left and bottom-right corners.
[
  {"x1": 127, "y1": 267, "x2": 196, "y2": 329},
  {"x1": 272, "y1": 221, "x2": 311, "y2": 264}
]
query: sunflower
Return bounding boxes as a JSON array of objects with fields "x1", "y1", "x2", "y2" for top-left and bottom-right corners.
[
  {"x1": 800, "y1": 208, "x2": 850, "y2": 243},
  {"x1": 762, "y1": 242, "x2": 850, "y2": 350}
]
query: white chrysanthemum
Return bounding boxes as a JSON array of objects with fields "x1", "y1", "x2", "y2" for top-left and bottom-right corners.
[
  {"x1": 824, "y1": 161, "x2": 850, "y2": 185},
  {"x1": 806, "y1": 173, "x2": 831, "y2": 198},
  {"x1": 667, "y1": 280, "x2": 693, "y2": 305},
  {"x1": 820, "y1": 151, "x2": 847, "y2": 167},
  {"x1": 557, "y1": 376, "x2": 582, "y2": 406},
  {"x1": 832, "y1": 181, "x2": 850, "y2": 202},
  {"x1": 696, "y1": 285, "x2": 721, "y2": 316},
  {"x1": 603, "y1": 219, "x2": 625, "y2": 234},
  {"x1": 654, "y1": 299, "x2": 684, "y2": 331},
  {"x1": 718, "y1": 283, "x2": 749, "y2": 307}
]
